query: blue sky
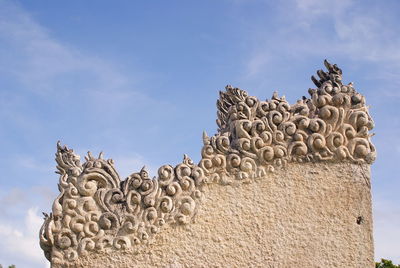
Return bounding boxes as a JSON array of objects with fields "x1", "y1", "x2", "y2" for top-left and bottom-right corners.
[{"x1": 0, "y1": 0, "x2": 399, "y2": 267}]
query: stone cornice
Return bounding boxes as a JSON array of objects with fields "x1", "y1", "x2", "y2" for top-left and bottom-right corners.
[{"x1": 39, "y1": 60, "x2": 375, "y2": 265}]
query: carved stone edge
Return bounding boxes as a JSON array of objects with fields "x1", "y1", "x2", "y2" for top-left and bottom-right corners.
[{"x1": 39, "y1": 60, "x2": 375, "y2": 265}]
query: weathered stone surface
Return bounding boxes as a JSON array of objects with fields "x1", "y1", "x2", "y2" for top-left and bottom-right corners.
[
  {"x1": 66, "y1": 162, "x2": 373, "y2": 268},
  {"x1": 40, "y1": 60, "x2": 375, "y2": 267}
]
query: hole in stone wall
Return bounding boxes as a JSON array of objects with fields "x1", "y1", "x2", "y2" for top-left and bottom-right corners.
[{"x1": 356, "y1": 216, "x2": 364, "y2": 225}]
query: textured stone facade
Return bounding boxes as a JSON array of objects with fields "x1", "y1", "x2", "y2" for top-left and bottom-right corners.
[{"x1": 40, "y1": 61, "x2": 375, "y2": 267}]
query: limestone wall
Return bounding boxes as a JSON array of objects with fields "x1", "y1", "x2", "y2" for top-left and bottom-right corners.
[
  {"x1": 73, "y1": 162, "x2": 373, "y2": 268},
  {"x1": 39, "y1": 61, "x2": 375, "y2": 267}
]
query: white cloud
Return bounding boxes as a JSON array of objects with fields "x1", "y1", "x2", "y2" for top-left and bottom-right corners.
[
  {"x1": 0, "y1": 189, "x2": 27, "y2": 214},
  {"x1": 294, "y1": 0, "x2": 353, "y2": 17},
  {"x1": 373, "y1": 200, "x2": 400, "y2": 263},
  {"x1": 0, "y1": 1, "x2": 129, "y2": 138},
  {"x1": 16, "y1": 155, "x2": 53, "y2": 173},
  {"x1": 242, "y1": 0, "x2": 400, "y2": 78},
  {"x1": 0, "y1": 3, "x2": 159, "y2": 266},
  {"x1": 246, "y1": 50, "x2": 271, "y2": 78},
  {"x1": 0, "y1": 1, "x2": 171, "y2": 151},
  {"x1": 0, "y1": 1, "x2": 165, "y2": 124},
  {"x1": 0, "y1": 2, "x2": 127, "y2": 95},
  {"x1": 333, "y1": 16, "x2": 400, "y2": 63},
  {"x1": 0, "y1": 208, "x2": 49, "y2": 268}
]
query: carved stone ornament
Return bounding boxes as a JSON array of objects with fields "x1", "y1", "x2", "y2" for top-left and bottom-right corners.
[{"x1": 39, "y1": 60, "x2": 375, "y2": 265}]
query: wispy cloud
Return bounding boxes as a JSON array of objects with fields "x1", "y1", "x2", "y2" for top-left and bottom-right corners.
[
  {"x1": 16, "y1": 155, "x2": 53, "y2": 173},
  {"x1": 0, "y1": 0, "x2": 171, "y2": 152},
  {"x1": 242, "y1": 0, "x2": 400, "y2": 78},
  {"x1": 0, "y1": 1, "x2": 124, "y2": 139},
  {"x1": 0, "y1": 1, "x2": 164, "y2": 128},
  {"x1": 0, "y1": 208, "x2": 49, "y2": 268},
  {"x1": 294, "y1": 0, "x2": 353, "y2": 18},
  {"x1": 0, "y1": 188, "x2": 27, "y2": 214},
  {"x1": 0, "y1": 2, "x2": 127, "y2": 95},
  {"x1": 0, "y1": 2, "x2": 161, "y2": 267},
  {"x1": 373, "y1": 200, "x2": 400, "y2": 262}
]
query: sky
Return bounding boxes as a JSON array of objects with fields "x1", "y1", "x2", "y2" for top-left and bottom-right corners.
[{"x1": 0, "y1": 0, "x2": 399, "y2": 267}]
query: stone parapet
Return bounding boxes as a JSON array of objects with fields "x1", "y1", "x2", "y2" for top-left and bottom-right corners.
[{"x1": 39, "y1": 61, "x2": 375, "y2": 267}]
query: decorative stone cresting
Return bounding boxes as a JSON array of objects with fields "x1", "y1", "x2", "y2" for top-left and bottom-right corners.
[
  {"x1": 39, "y1": 60, "x2": 375, "y2": 265},
  {"x1": 199, "y1": 60, "x2": 375, "y2": 183},
  {"x1": 40, "y1": 147, "x2": 205, "y2": 264}
]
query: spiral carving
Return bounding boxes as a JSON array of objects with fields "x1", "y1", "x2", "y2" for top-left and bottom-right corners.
[
  {"x1": 40, "y1": 60, "x2": 375, "y2": 265},
  {"x1": 202, "y1": 60, "x2": 375, "y2": 182},
  {"x1": 40, "y1": 146, "x2": 204, "y2": 265}
]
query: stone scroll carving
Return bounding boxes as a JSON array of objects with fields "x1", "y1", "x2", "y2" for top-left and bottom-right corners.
[
  {"x1": 39, "y1": 60, "x2": 375, "y2": 265},
  {"x1": 199, "y1": 60, "x2": 375, "y2": 183},
  {"x1": 40, "y1": 147, "x2": 205, "y2": 264}
]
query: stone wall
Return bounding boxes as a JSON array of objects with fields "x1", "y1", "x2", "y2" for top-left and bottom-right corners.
[{"x1": 40, "y1": 61, "x2": 375, "y2": 267}]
